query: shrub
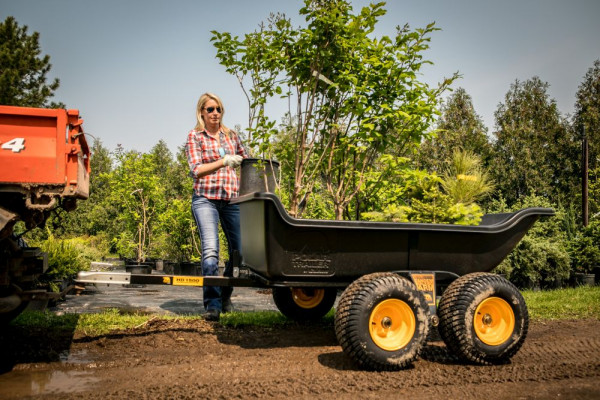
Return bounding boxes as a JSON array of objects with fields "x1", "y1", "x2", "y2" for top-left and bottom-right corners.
[
  {"x1": 362, "y1": 169, "x2": 483, "y2": 225},
  {"x1": 496, "y1": 236, "x2": 571, "y2": 289},
  {"x1": 568, "y1": 219, "x2": 600, "y2": 273},
  {"x1": 490, "y1": 194, "x2": 571, "y2": 289},
  {"x1": 39, "y1": 234, "x2": 93, "y2": 290}
]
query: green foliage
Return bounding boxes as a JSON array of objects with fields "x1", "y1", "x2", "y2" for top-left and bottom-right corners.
[
  {"x1": 154, "y1": 198, "x2": 201, "y2": 262},
  {"x1": 212, "y1": 0, "x2": 457, "y2": 219},
  {"x1": 417, "y1": 87, "x2": 492, "y2": 174},
  {"x1": 441, "y1": 150, "x2": 494, "y2": 205},
  {"x1": 362, "y1": 166, "x2": 483, "y2": 225},
  {"x1": 491, "y1": 77, "x2": 579, "y2": 206},
  {"x1": 589, "y1": 165, "x2": 600, "y2": 219},
  {"x1": 112, "y1": 231, "x2": 137, "y2": 260},
  {"x1": 496, "y1": 236, "x2": 571, "y2": 289},
  {"x1": 568, "y1": 219, "x2": 600, "y2": 273},
  {"x1": 491, "y1": 195, "x2": 571, "y2": 289},
  {"x1": 574, "y1": 59, "x2": 600, "y2": 172},
  {"x1": 398, "y1": 184, "x2": 483, "y2": 225},
  {"x1": 38, "y1": 234, "x2": 94, "y2": 287},
  {"x1": 361, "y1": 150, "x2": 491, "y2": 225},
  {"x1": 0, "y1": 16, "x2": 62, "y2": 107},
  {"x1": 23, "y1": 138, "x2": 199, "y2": 264},
  {"x1": 107, "y1": 147, "x2": 168, "y2": 261}
]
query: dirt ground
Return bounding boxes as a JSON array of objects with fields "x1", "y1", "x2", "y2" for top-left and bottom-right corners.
[{"x1": 1, "y1": 316, "x2": 599, "y2": 400}]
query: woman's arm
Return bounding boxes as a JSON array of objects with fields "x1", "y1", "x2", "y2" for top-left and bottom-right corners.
[{"x1": 186, "y1": 131, "x2": 225, "y2": 178}]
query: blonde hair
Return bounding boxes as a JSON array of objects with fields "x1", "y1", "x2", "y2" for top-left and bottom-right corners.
[{"x1": 194, "y1": 92, "x2": 230, "y2": 134}]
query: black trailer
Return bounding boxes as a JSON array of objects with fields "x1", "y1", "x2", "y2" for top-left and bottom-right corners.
[{"x1": 77, "y1": 191, "x2": 554, "y2": 371}]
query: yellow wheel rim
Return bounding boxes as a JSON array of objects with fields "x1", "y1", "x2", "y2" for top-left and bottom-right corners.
[
  {"x1": 474, "y1": 297, "x2": 515, "y2": 346},
  {"x1": 291, "y1": 288, "x2": 325, "y2": 309},
  {"x1": 369, "y1": 299, "x2": 416, "y2": 351}
]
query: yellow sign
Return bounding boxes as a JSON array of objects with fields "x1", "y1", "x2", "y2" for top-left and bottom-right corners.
[
  {"x1": 162, "y1": 276, "x2": 171, "y2": 284},
  {"x1": 411, "y1": 273, "x2": 436, "y2": 306},
  {"x1": 173, "y1": 276, "x2": 204, "y2": 287}
]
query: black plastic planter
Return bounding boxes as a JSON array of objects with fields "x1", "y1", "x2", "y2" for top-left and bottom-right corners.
[{"x1": 239, "y1": 158, "x2": 279, "y2": 196}]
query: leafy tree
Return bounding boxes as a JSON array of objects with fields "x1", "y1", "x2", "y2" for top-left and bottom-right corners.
[
  {"x1": 154, "y1": 198, "x2": 200, "y2": 262},
  {"x1": 574, "y1": 60, "x2": 600, "y2": 219},
  {"x1": 491, "y1": 77, "x2": 578, "y2": 206},
  {"x1": 107, "y1": 148, "x2": 167, "y2": 261},
  {"x1": 0, "y1": 16, "x2": 62, "y2": 107},
  {"x1": 212, "y1": 0, "x2": 456, "y2": 219},
  {"x1": 68, "y1": 139, "x2": 115, "y2": 236},
  {"x1": 151, "y1": 143, "x2": 199, "y2": 261},
  {"x1": 169, "y1": 145, "x2": 194, "y2": 200},
  {"x1": 417, "y1": 87, "x2": 492, "y2": 173}
]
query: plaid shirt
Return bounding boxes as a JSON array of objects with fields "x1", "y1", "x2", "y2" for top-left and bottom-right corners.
[{"x1": 185, "y1": 129, "x2": 248, "y2": 200}]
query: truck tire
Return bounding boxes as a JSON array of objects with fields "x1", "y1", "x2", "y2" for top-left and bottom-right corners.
[
  {"x1": 437, "y1": 272, "x2": 528, "y2": 365},
  {"x1": 334, "y1": 273, "x2": 430, "y2": 371},
  {"x1": 272, "y1": 287, "x2": 337, "y2": 321}
]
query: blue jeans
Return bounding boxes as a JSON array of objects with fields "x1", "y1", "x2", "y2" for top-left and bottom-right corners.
[{"x1": 191, "y1": 195, "x2": 241, "y2": 311}]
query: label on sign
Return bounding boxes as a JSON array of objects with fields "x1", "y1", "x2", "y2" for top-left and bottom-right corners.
[
  {"x1": 173, "y1": 276, "x2": 204, "y2": 287},
  {"x1": 410, "y1": 273, "x2": 436, "y2": 306}
]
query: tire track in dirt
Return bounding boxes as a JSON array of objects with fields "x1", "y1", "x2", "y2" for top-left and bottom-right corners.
[{"x1": 5, "y1": 319, "x2": 600, "y2": 400}]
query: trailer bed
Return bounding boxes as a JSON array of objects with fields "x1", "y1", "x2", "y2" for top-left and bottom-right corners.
[{"x1": 233, "y1": 192, "x2": 554, "y2": 282}]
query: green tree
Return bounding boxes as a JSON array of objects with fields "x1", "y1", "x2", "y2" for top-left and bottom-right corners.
[
  {"x1": 152, "y1": 144, "x2": 198, "y2": 261},
  {"x1": 0, "y1": 16, "x2": 62, "y2": 107},
  {"x1": 107, "y1": 148, "x2": 167, "y2": 261},
  {"x1": 574, "y1": 59, "x2": 600, "y2": 218},
  {"x1": 491, "y1": 77, "x2": 578, "y2": 206},
  {"x1": 590, "y1": 166, "x2": 600, "y2": 219},
  {"x1": 441, "y1": 150, "x2": 494, "y2": 205},
  {"x1": 417, "y1": 87, "x2": 492, "y2": 174},
  {"x1": 71, "y1": 139, "x2": 115, "y2": 236},
  {"x1": 212, "y1": 0, "x2": 456, "y2": 219}
]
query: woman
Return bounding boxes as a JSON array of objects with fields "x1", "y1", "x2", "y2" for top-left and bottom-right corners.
[{"x1": 185, "y1": 93, "x2": 248, "y2": 321}]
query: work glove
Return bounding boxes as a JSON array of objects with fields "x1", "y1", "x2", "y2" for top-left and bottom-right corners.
[{"x1": 223, "y1": 154, "x2": 243, "y2": 168}]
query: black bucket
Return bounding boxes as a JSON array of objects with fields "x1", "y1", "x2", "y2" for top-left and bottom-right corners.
[
  {"x1": 125, "y1": 265, "x2": 152, "y2": 274},
  {"x1": 239, "y1": 158, "x2": 280, "y2": 195},
  {"x1": 179, "y1": 262, "x2": 201, "y2": 276}
]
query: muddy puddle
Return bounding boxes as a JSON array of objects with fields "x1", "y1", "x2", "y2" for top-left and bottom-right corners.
[{"x1": 1, "y1": 275, "x2": 278, "y2": 399}]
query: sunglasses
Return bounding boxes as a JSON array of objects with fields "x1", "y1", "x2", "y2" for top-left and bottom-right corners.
[{"x1": 204, "y1": 106, "x2": 222, "y2": 114}]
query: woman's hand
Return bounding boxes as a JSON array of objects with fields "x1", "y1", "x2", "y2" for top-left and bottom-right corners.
[{"x1": 223, "y1": 154, "x2": 243, "y2": 168}]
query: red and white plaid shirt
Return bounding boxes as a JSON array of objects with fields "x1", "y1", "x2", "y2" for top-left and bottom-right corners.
[{"x1": 185, "y1": 129, "x2": 248, "y2": 200}]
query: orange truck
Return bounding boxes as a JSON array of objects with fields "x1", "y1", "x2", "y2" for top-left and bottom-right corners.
[{"x1": 0, "y1": 105, "x2": 90, "y2": 322}]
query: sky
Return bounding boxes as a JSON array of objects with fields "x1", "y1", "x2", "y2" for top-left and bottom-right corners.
[{"x1": 2, "y1": 0, "x2": 599, "y2": 155}]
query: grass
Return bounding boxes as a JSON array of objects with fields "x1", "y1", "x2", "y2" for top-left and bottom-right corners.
[
  {"x1": 10, "y1": 286, "x2": 599, "y2": 335},
  {"x1": 523, "y1": 285, "x2": 600, "y2": 321},
  {"x1": 12, "y1": 308, "x2": 189, "y2": 336}
]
